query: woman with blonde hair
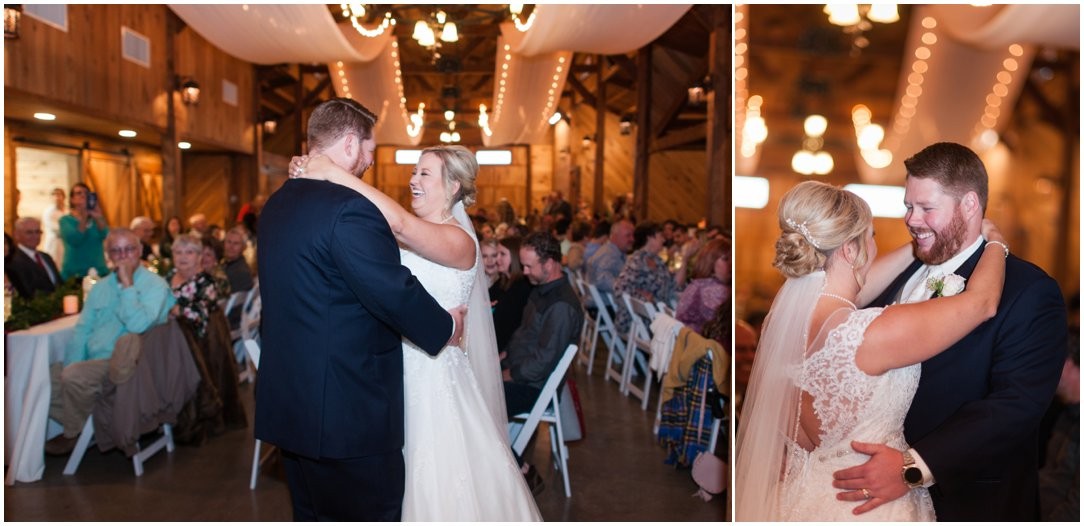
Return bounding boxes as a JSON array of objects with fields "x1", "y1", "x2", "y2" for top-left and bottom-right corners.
[
  {"x1": 293, "y1": 145, "x2": 540, "y2": 521},
  {"x1": 735, "y1": 180, "x2": 1008, "y2": 521}
]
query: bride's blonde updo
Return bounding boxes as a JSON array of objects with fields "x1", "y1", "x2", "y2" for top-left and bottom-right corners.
[
  {"x1": 773, "y1": 180, "x2": 873, "y2": 278},
  {"x1": 421, "y1": 145, "x2": 478, "y2": 208}
]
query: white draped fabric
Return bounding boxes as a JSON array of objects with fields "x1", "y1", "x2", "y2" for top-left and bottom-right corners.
[
  {"x1": 857, "y1": 4, "x2": 1079, "y2": 185},
  {"x1": 503, "y1": 4, "x2": 691, "y2": 57},
  {"x1": 168, "y1": 4, "x2": 387, "y2": 64}
]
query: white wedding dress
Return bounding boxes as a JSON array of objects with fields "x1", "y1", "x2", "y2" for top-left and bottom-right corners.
[
  {"x1": 779, "y1": 307, "x2": 936, "y2": 522},
  {"x1": 398, "y1": 236, "x2": 542, "y2": 521}
]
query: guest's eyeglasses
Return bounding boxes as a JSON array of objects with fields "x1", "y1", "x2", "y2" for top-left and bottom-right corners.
[{"x1": 108, "y1": 245, "x2": 140, "y2": 256}]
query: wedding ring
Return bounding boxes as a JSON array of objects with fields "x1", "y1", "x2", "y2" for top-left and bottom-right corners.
[{"x1": 861, "y1": 488, "x2": 871, "y2": 500}]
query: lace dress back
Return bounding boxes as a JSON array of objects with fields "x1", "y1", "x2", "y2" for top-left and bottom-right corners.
[
  {"x1": 398, "y1": 226, "x2": 541, "y2": 521},
  {"x1": 779, "y1": 307, "x2": 935, "y2": 522}
]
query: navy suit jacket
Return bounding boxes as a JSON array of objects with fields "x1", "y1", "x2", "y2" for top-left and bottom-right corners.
[
  {"x1": 5, "y1": 247, "x2": 60, "y2": 298},
  {"x1": 867, "y1": 243, "x2": 1065, "y2": 521},
  {"x1": 254, "y1": 179, "x2": 452, "y2": 460}
]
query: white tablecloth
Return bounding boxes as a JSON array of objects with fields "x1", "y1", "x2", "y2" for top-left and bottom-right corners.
[{"x1": 5, "y1": 315, "x2": 78, "y2": 485}]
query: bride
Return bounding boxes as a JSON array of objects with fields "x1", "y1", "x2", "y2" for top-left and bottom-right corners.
[
  {"x1": 734, "y1": 181, "x2": 1007, "y2": 521},
  {"x1": 294, "y1": 146, "x2": 541, "y2": 521}
]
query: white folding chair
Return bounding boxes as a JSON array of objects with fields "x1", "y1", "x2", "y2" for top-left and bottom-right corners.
[
  {"x1": 63, "y1": 416, "x2": 174, "y2": 477},
  {"x1": 243, "y1": 339, "x2": 268, "y2": 490},
  {"x1": 621, "y1": 294, "x2": 658, "y2": 409},
  {"x1": 571, "y1": 276, "x2": 598, "y2": 373},
  {"x1": 585, "y1": 283, "x2": 627, "y2": 386},
  {"x1": 507, "y1": 344, "x2": 579, "y2": 498},
  {"x1": 654, "y1": 300, "x2": 675, "y2": 317},
  {"x1": 234, "y1": 282, "x2": 261, "y2": 383}
]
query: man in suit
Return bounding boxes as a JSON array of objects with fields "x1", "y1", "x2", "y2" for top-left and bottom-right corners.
[
  {"x1": 256, "y1": 98, "x2": 465, "y2": 522},
  {"x1": 833, "y1": 142, "x2": 1066, "y2": 520},
  {"x1": 6, "y1": 217, "x2": 61, "y2": 297}
]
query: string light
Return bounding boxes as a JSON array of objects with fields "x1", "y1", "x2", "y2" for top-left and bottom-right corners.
[
  {"x1": 887, "y1": 16, "x2": 938, "y2": 150},
  {"x1": 972, "y1": 42, "x2": 1025, "y2": 151},
  {"x1": 340, "y1": 4, "x2": 395, "y2": 38}
]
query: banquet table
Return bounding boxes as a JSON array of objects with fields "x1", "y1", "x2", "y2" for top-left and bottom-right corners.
[{"x1": 5, "y1": 315, "x2": 78, "y2": 485}]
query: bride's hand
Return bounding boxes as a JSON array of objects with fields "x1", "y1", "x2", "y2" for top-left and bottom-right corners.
[
  {"x1": 288, "y1": 155, "x2": 309, "y2": 179},
  {"x1": 981, "y1": 218, "x2": 1006, "y2": 245}
]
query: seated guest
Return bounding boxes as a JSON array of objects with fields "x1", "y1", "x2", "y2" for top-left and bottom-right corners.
[
  {"x1": 501, "y1": 232, "x2": 584, "y2": 491},
  {"x1": 553, "y1": 217, "x2": 572, "y2": 256},
  {"x1": 168, "y1": 234, "x2": 224, "y2": 339},
  {"x1": 199, "y1": 235, "x2": 231, "y2": 298},
  {"x1": 674, "y1": 237, "x2": 730, "y2": 334},
  {"x1": 45, "y1": 228, "x2": 175, "y2": 455},
  {"x1": 129, "y1": 216, "x2": 157, "y2": 261},
  {"x1": 481, "y1": 237, "x2": 501, "y2": 288},
  {"x1": 222, "y1": 226, "x2": 254, "y2": 294},
  {"x1": 585, "y1": 219, "x2": 634, "y2": 300},
  {"x1": 159, "y1": 216, "x2": 183, "y2": 261},
  {"x1": 7, "y1": 217, "x2": 61, "y2": 298},
  {"x1": 490, "y1": 235, "x2": 532, "y2": 350},
  {"x1": 582, "y1": 220, "x2": 610, "y2": 264},
  {"x1": 563, "y1": 220, "x2": 590, "y2": 273},
  {"x1": 188, "y1": 213, "x2": 209, "y2": 238},
  {"x1": 613, "y1": 221, "x2": 676, "y2": 334}
]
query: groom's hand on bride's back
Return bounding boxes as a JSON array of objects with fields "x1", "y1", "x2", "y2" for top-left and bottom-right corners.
[
  {"x1": 446, "y1": 305, "x2": 467, "y2": 347},
  {"x1": 831, "y1": 441, "x2": 909, "y2": 515}
]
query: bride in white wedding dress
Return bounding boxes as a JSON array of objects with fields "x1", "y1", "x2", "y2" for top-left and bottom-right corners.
[
  {"x1": 735, "y1": 181, "x2": 1007, "y2": 521},
  {"x1": 295, "y1": 146, "x2": 541, "y2": 521}
]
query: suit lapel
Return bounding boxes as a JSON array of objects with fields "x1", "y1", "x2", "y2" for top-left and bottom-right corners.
[{"x1": 946, "y1": 241, "x2": 986, "y2": 282}]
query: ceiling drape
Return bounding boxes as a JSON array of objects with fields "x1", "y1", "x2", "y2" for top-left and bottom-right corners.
[{"x1": 858, "y1": 4, "x2": 1078, "y2": 184}]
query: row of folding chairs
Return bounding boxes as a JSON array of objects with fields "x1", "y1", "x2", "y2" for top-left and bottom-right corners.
[{"x1": 567, "y1": 270, "x2": 676, "y2": 413}]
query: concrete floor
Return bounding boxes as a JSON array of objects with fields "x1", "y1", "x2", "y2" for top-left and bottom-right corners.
[{"x1": 4, "y1": 350, "x2": 729, "y2": 521}]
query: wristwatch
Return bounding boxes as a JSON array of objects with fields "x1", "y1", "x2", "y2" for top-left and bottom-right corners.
[{"x1": 901, "y1": 450, "x2": 924, "y2": 488}]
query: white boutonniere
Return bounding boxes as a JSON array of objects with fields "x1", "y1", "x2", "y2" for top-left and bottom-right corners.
[{"x1": 926, "y1": 273, "x2": 966, "y2": 298}]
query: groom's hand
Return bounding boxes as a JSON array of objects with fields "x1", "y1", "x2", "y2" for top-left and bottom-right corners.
[
  {"x1": 446, "y1": 305, "x2": 467, "y2": 347},
  {"x1": 831, "y1": 441, "x2": 909, "y2": 515}
]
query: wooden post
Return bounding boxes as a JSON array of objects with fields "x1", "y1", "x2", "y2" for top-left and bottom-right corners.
[
  {"x1": 594, "y1": 54, "x2": 607, "y2": 217},
  {"x1": 705, "y1": 5, "x2": 732, "y2": 232},
  {"x1": 633, "y1": 44, "x2": 652, "y2": 221},
  {"x1": 161, "y1": 11, "x2": 182, "y2": 223}
]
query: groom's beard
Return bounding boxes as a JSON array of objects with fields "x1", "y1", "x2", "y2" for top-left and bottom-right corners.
[{"x1": 911, "y1": 207, "x2": 967, "y2": 265}]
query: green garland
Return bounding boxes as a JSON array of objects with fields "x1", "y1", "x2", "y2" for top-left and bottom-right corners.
[{"x1": 5, "y1": 277, "x2": 84, "y2": 331}]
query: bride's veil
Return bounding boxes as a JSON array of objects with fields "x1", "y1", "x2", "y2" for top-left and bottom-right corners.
[
  {"x1": 734, "y1": 270, "x2": 824, "y2": 521},
  {"x1": 451, "y1": 200, "x2": 510, "y2": 434}
]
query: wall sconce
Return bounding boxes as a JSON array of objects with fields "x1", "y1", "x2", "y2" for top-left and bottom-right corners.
[
  {"x1": 619, "y1": 114, "x2": 634, "y2": 136},
  {"x1": 581, "y1": 135, "x2": 594, "y2": 148},
  {"x1": 176, "y1": 77, "x2": 200, "y2": 106},
  {"x1": 4, "y1": 5, "x2": 21, "y2": 39},
  {"x1": 262, "y1": 119, "x2": 277, "y2": 135},
  {"x1": 687, "y1": 75, "x2": 713, "y2": 105}
]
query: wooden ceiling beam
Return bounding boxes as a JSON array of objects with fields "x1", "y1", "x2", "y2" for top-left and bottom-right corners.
[{"x1": 565, "y1": 75, "x2": 598, "y2": 109}]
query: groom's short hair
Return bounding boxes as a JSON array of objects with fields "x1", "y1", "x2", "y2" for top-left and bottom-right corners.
[
  {"x1": 307, "y1": 98, "x2": 378, "y2": 152},
  {"x1": 904, "y1": 142, "x2": 989, "y2": 211}
]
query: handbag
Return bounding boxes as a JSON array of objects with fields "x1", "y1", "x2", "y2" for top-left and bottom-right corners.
[{"x1": 690, "y1": 358, "x2": 726, "y2": 501}]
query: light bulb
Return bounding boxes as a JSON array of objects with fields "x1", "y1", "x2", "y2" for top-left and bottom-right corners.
[{"x1": 804, "y1": 115, "x2": 828, "y2": 138}]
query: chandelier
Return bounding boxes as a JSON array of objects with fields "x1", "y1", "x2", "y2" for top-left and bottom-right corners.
[
  {"x1": 824, "y1": 4, "x2": 899, "y2": 54},
  {"x1": 412, "y1": 9, "x2": 458, "y2": 49},
  {"x1": 792, "y1": 115, "x2": 834, "y2": 176}
]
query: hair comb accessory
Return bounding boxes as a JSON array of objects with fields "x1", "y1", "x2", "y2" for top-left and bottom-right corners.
[{"x1": 785, "y1": 218, "x2": 821, "y2": 250}]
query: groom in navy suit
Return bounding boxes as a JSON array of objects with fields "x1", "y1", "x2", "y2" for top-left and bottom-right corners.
[
  {"x1": 834, "y1": 142, "x2": 1066, "y2": 520},
  {"x1": 256, "y1": 98, "x2": 465, "y2": 521}
]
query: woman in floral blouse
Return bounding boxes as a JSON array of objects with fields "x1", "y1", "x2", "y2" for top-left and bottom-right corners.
[
  {"x1": 613, "y1": 221, "x2": 676, "y2": 334},
  {"x1": 675, "y1": 237, "x2": 730, "y2": 335},
  {"x1": 167, "y1": 234, "x2": 221, "y2": 338}
]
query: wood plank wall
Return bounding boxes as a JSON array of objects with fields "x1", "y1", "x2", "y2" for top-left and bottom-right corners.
[
  {"x1": 570, "y1": 103, "x2": 708, "y2": 225},
  {"x1": 174, "y1": 23, "x2": 256, "y2": 153},
  {"x1": 4, "y1": 4, "x2": 170, "y2": 130}
]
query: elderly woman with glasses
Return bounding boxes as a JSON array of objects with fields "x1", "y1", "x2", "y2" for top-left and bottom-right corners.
[{"x1": 167, "y1": 234, "x2": 222, "y2": 339}]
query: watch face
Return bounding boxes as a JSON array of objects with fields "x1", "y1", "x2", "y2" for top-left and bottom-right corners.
[{"x1": 904, "y1": 466, "x2": 923, "y2": 485}]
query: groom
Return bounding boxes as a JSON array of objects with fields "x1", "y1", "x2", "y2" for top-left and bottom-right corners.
[
  {"x1": 256, "y1": 98, "x2": 465, "y2": 521},
  {"x1": 834, "y1": 142, "x2": 1066, "y2": 520}
]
